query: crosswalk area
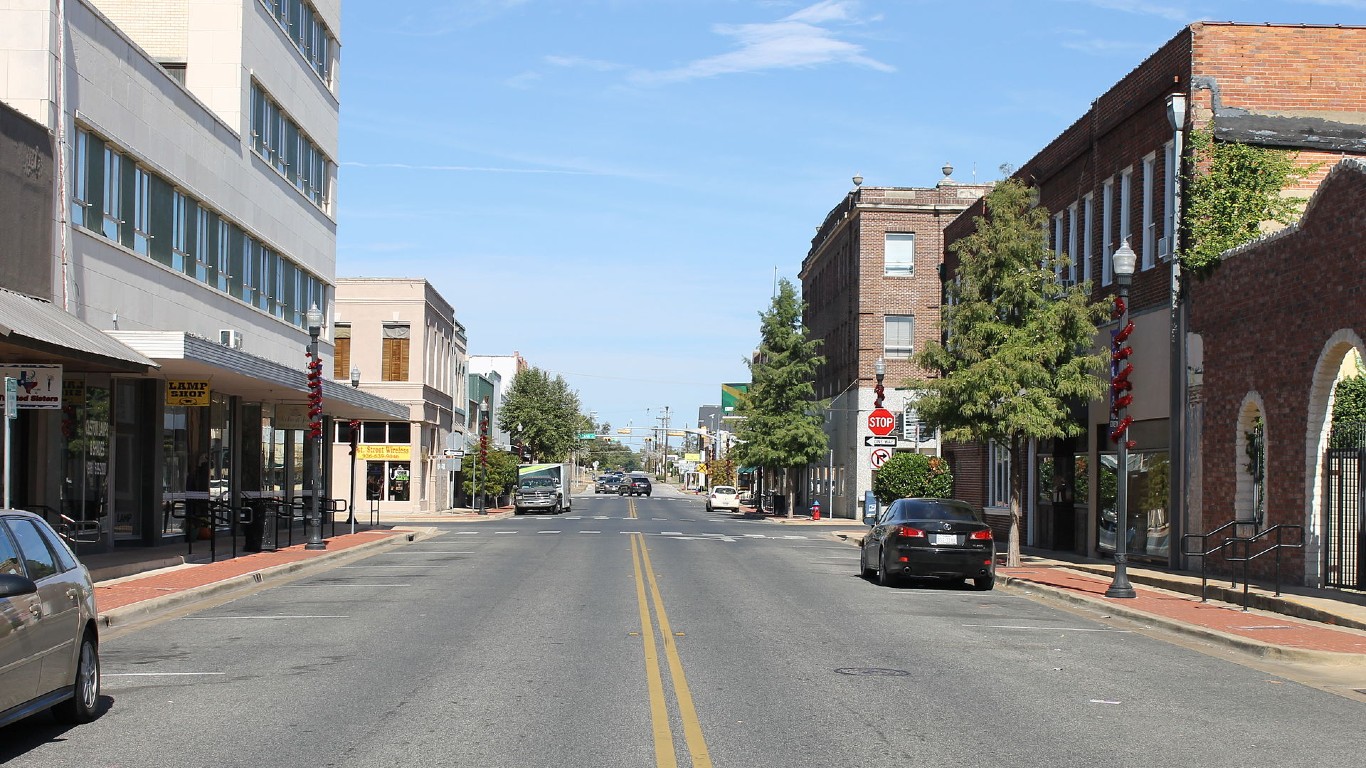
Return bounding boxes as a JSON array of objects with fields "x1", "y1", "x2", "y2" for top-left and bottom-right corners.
[{"x1": 445, "y1": 527, "x2": 813, "y2": 543}]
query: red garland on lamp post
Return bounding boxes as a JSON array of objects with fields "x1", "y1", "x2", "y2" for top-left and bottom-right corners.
[
  {"x1": 304, "y1": 304, "x2": 327, "y2": 550},
  {"x1": 1105, "y1": 242, "x2": 1137, "y2": 598}
]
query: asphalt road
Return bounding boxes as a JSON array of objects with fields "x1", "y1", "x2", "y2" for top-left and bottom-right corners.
[{"x1": 3, "y1": 487, "x2": 1363, "y2": 767}]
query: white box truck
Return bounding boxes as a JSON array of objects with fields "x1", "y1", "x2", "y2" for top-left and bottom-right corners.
[{"x1": 514, "y1": 463, "x2": 573, "y2": 515}]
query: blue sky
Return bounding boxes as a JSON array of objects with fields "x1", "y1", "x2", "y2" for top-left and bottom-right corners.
[{"x1": 336, "y1": 0, "x2": 1363, "y2": 441}]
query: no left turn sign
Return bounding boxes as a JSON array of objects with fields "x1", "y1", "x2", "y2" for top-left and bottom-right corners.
[{"x1": 869, "y1": 447, "x2": 892, "y2": 469}]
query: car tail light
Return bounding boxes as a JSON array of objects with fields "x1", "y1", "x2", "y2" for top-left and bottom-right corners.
[
  {"x1": 968, "y1": 529, "x2": 993, "y2": 541},
  {"x1": 896, "y1": 526, "x2": 926, "y2": 538}
]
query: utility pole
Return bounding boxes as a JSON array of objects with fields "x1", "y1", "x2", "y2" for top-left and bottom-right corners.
[{"x1": 656, "y1": 406, "x2": 671, "y2": 480}]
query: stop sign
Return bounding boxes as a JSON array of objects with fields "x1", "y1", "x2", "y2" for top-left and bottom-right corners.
[{"x1": 868, "y1": 408, "x2": 896, "y2": 436}]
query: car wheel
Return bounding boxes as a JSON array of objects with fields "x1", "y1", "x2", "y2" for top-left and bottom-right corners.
[
  {"x1": 53, "y1": 631, "x2": 100, "y2": 724},
  {"x1": 877, "y1": 553, "x2": 898, "y2": 588},
  {"x1": 973, "y1": 576, "x2": 995, "y2": 591},
  {"x1": 513, "y1": 508, "x2": 524, "y2": 516},
  {"x1": 859, "y1": 550, "x2": 876, "y2": 579}
]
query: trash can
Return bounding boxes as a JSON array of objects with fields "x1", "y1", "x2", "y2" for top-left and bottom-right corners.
[{"x1": 771, "y1": 493, "x2": 786, "y2": 515}]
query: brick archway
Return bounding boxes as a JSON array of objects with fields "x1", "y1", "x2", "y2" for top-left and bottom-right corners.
[{"x1": 1303, "y1": 330, "x2": 1365, "y2": 587}]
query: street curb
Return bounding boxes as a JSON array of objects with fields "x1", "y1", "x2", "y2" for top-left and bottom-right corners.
[
  {"x1": 97, "y1": 526, "x2": 440, "y2": 630},
  {"x1": 999, "y1": 574, "x2": 1366, "y2": 667}
]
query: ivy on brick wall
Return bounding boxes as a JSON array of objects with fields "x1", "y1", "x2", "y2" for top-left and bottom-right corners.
[{"x1": 1181, "y1": 128, "x2": 1309, "y2": 276}]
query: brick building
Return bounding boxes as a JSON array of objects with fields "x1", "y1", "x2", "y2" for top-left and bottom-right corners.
[
  {"x1": 1189, "y1": 159, "x2": 1366, "y2": 590},
  {"x1": 800, "y1": 168, "x2": 991, "y2": 519},
  {"x1": 941, "y1": 22, "x2": 1366, "y2": 572}
]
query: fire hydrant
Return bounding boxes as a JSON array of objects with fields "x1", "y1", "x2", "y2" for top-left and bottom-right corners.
[{"x1": 810, "y1": 499, "x2": 821, "y2": 521}]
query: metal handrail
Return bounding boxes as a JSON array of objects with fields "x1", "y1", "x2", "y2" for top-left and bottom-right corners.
[
  {"x1": 18, "y1": 504, "x2": 102, "y2": 545},
  {"x1": 1222, "y1": 524, "x2": 1304, "y2": 612},
  {"x1": 1180, "y1": 519, "x2": 1246, "y2": 600}
]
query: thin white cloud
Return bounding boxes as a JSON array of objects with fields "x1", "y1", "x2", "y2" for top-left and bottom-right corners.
[
  {"x1": 1059, "y1": 0, "x2": 1193, "y2": 22},
  {"x1": 1291, "y1": 0, "x2": 1366, "y2": 8},
  {"x1": 393, "y1": 0, "x2": 531, "y2": 37},
  {"x1": 1057, "y1": 28, "x2": 1155, "y2": 54},
  {"x1": 342, "y1": 161, "x2": 603, "y2": 176},
  {"x1": 631, "y1": 0, "x2": 893, "y2": 85},
  {"x1": 544, "y1": 55, "x2": 623, "y2": 72}
]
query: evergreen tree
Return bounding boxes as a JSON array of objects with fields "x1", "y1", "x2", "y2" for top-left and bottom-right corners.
[
  {"x1": 731, "y1": 278, "x2": 828, "y2": 518},
  {"x1": 911, "y1": 179, "x2": 1110, "y2": 565}
]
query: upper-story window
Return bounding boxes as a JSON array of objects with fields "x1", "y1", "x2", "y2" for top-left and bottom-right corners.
[
  {"x1": 102, "y1": 146, "x2": 122, "y2": 241},
  {"x1": 69, "y1": 125, "x2": 330, "y2": 332},
  {"x1": 132, "y1": 167, "x2": 151, "y2": 256},
  {"x1": 383, "y1": 324, "x2": 411, "y2": 381},
  {"x1": 71, "y1": 130, "x2": 91, "y2": 228},
  {"x1": 333, "y1": 324, "x2": 352, "y2": 380},
  {"x1": 1066, "y1": 203, "x2": 1079, "y2": 285},
  {"x1": 250, "y1": 82, "x2": 333, "y2": 210},
  {"x1": 259, "y1": 0, "x2": 336, "y2": 86},
  {"x1": 1142, "y1": 152, "x2": 1156, "y2": 270},
  {"x1": 1163, "y1": 140, "x2": 1176, "y2": 262},
  {"x1": 1082, "y1": 193, "x2": 1094, "y2": 284},
  {"x1": 884, "y1": 233, "x2": 915, "y2": 276},
  {"x1": 1102, "y1": 177, "x2": 1115, "y2": 286},
  {"x1": 884, "y1": 315, "x2": 915, "y2": 359}
]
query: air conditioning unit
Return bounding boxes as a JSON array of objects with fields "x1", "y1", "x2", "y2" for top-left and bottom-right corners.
[{"x1": 219, "y1": 329, "x2": 243, "y2": 349}]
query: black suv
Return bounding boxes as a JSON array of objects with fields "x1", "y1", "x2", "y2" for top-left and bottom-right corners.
[{"x1": 619, "y1": 476, "x2": 652, "y2": 497}]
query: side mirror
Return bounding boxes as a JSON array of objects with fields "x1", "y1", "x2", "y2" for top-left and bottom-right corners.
[{"x1": 0, "y1": 573, "x2": 38, "y2": 598}]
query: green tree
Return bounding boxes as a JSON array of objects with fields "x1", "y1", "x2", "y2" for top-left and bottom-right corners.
[
  {"x1": 911, "y1": 179, "x2": 1110, "y2": 566},
  {"x1": 464, "y1": 449, "x2": 518, "y2": 503},
  {"x1": 731, "y1": 278, "x2": 828, "y2": 518},
  {"x1": 872, "y1": 453, "x2": 954, "y2": 504},
  {"x1": 498, "y1": 367, "x2": 583, "y2": 462}
]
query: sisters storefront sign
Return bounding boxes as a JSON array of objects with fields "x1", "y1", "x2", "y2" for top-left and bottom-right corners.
[{"x1": 0, "y1": 364, "x2": 62, "y2": 409}]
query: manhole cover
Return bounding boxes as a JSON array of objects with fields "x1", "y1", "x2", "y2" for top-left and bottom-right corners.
[{"x1": 835, "y1": 667, "x2": 911, "y2": 677}]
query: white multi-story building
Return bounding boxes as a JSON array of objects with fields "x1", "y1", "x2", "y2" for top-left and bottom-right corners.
[
  {"x1": 0, "y1": 0, "x2": 403, "y2": 553},
  {"x1": 469, "y1": 352, "x2": 526, "y2": 450}
]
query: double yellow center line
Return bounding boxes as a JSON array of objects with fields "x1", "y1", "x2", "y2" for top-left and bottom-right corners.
[{"x1": 629, "y1": 528, "x2": 712, "y2": 768}]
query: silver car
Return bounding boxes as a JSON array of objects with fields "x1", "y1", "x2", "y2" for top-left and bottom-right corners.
[{"x1": 0, "y1": 509, "x2": 101, "y2": 728}]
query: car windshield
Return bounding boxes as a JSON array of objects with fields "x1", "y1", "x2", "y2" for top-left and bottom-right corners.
[
  {"x1": 520, "y1": 478, "x2": 555, "y2": 488},
  {"x1": 713, "y1": 486, "x2": 736, "y2": 494},
  {"x1": 887, "y1": 499, "x2": 982, "y2": 522}
]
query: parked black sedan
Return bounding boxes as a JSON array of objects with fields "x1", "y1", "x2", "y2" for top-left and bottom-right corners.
[{"x1": 859, "y1": 498, "x2": 995, "y2": 590}]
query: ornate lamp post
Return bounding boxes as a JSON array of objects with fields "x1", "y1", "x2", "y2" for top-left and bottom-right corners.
[
  {"x1": 477, "y1": 397, "x2": 490, "y2": 515},
  {"x1": 304, "y1": 304, "x2": 327, "y2": 550},
  {"x1": 1106, "y1": 242, "x2": 1138, "y2": 598}
]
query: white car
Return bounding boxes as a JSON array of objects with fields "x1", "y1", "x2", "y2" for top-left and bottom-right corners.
[
  {"x1": 0, "y1": 509, "x2": 101, "y2": 728},
  {"x1": 705, "y1": 485, "x2": 740, "y2": 513}
]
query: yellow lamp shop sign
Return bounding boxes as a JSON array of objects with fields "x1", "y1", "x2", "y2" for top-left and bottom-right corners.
[
  {"x1": 356, "y1": 444, "x2": 412, "y2": 462},
  {"x1": 166, "y1": 380, "x2": 211, "y2": 407}
]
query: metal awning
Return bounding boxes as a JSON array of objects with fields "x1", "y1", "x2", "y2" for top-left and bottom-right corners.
[
  {"x1": 0, "y1": 288, "x2": 158, "y2": 372},
  {"x1": 109, "y1": 331, "x2": 408, "y2": 421}
]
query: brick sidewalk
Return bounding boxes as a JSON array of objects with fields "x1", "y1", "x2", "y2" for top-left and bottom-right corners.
[
  {"x1": 95, "y1": 530, "x2": 401, "y2": 612},
  {"x1": 1000, "y1": 565, "x2": 1366, "y2": 657}
]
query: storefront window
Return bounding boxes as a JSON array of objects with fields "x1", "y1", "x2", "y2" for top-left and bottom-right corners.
[
  {"x1": 60, "y1": 381, "x2": 110, "y2": 532},
  {"x1": 1097, "y1": 420, "x2": 1169, "y2": 561},
  {"x1": 365, "y1": 461, "x2": 411, "y2": 502}
]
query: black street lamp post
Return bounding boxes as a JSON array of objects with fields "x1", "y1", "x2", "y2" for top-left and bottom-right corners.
[
  {"x1": 1106, "y1": 242, "x2": 1138, "y2": 598},
  {"x1": 304, "y1": 304, "x2": 327, "y2": 551}
]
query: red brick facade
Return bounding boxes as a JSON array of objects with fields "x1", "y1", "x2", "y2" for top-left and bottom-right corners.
[
  {"x1": 1188, "y1": 160, "x2": 1366, "y2": 586},
  {"x1": 940, "y1": 23, "x2": 1366, "y2": 565}
]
